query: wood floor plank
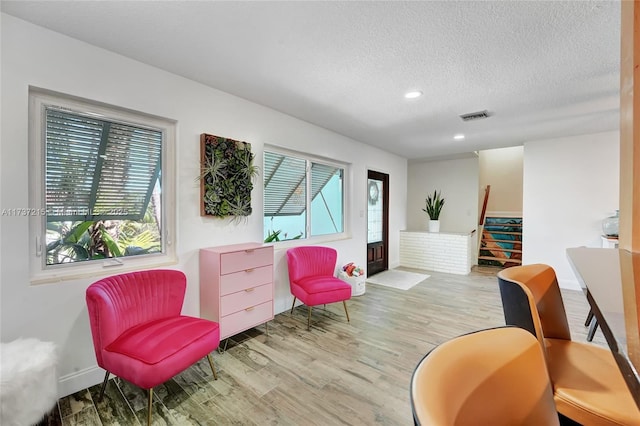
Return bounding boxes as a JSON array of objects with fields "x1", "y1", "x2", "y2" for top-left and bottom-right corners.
[
  {"x1": 133, "y1": 401, "x2": 181, "y2": 426},
  {"x1": 43, "y1": 266, "x2": 607, "y2": 425},
  {"x1": 58, "y1": 389, "x2": 94, "y2": 419},
  {"x1": 171, "y1": 363, "x2": 221, "y2": 406},
  {"x1": 88, "y1": 380, "x2": 141, "y2": 426},
  {"x1": 61, "y1": 406, "x2": 101, "y2": 426},
  {"x1": 152, "y1": 379, "x2": 218, "y2": 425},
  {"x1": 214, "y1": 350, "x2": 280, "y2": 397}
]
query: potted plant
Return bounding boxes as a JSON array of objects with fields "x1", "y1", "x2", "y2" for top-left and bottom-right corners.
[{"x1": 422, "y1": 190, "x2": 445, "y2": 232}]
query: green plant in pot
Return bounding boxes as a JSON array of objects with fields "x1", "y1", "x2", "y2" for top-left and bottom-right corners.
[{"x1": 422, "y1": 190, "x2": 445, "y2": 232}]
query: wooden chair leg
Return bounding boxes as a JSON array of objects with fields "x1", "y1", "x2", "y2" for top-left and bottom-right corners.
[
  {"x1": 308, "y1": 306, "x2": 312, "y2": 330},
  {"x1": 207, "y1": 353, "x2": 218, "y2": 380},
  {"x1": 147, "y1": 388, "x2": 153, "y2": 426},
  {"x1": 343, "y1": 300, "x2": 350, "y2": 322},
  {"x1": 98, "y1": 371, "x2": 110, "y2": 400},
  {"x1": 290, "y1": 297, "x2": 297, "y2": 314}
]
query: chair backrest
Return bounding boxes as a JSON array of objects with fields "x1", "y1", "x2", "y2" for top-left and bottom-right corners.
[
  {"x1": 497, "y1": 264, "x2": 571, "y2": 347},
  {"x1": 86, "y1": 269, "x2": 186, "y2": 366},
  {"x1": 286, "y1": 246, "x2": 337, "y2": 284},
  {"x1": 411, "y1": 327, "x2": 559, "y2": 426}
]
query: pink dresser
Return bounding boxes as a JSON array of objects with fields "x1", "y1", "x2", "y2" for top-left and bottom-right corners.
[{"x1": 199, "y1": 243, "x2": 274, "y2": 339}]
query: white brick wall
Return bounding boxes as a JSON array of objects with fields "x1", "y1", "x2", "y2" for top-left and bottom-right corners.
[{"x1": 399, "y1": 231, "x2": 472, "y2": 275}]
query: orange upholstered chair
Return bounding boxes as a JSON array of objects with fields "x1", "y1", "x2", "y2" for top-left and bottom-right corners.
[
  {"x1": 498, "y1": 264, "x2": 640, "y2": 426},
  {"x1": 411, "y1": 327, "x2": 559, "y2": 426},
  {"x1": 86, "y1": 269, "x2": 220, "y2": 426},
  {"x1": 286, "y1": 246, "x2": 351, "y2": 329}
]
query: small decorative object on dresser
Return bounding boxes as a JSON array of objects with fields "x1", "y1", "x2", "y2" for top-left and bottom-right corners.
[{"x1": 199, "y1": 243, "x2": 274, "y2": 340}]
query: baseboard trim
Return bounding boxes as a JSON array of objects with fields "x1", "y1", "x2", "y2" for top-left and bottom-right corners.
[{"x1": 58, "y1": 365, "x2": 104, "y2": 398}]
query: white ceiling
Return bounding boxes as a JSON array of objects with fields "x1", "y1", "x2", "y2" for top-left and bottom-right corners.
[{"x1": 1, "y1": 1, "x2": 621, "y2": 161}]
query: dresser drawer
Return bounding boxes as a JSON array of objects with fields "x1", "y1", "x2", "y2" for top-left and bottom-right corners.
[
  {"x1": 220, "y1": 283, "x2": 272, "y2": 316},
  {"x1": 220, "y1": 247, "x2": 273, "y2": 275},
  {"x1": 220, "y1": 300, "x2": 273, "y2": 339},
  {"x1": 220, "y1": 265, "x2": 272, "y2": 295}
]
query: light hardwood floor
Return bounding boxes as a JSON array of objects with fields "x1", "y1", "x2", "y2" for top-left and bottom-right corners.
[{"x1": 40, "y1": 266, "x2": 604, "y2": 426}]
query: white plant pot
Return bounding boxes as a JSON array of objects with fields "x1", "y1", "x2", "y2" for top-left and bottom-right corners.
[{"x1": 428, "y1": 220, "x2": 440, "y2": 233}]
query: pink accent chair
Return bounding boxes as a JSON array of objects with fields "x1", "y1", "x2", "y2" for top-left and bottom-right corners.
[
  {"x1": 86, "y1": 269, "x2": 220, "y2": 426},
  {"x1": 286, "y1": 246, "x2": 351, "y2": 329}
]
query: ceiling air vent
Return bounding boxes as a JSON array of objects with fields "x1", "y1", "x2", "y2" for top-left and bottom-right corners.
[{"x1": 459, "y1": 110, "x2": 491, "y2": 122}]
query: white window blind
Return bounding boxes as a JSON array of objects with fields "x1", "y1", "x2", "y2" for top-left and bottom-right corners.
[
  {"x1": 263, "y1": 152, "x2": 340, "y2": 217},
  {"x1": 263, "y1": 147, "x2": 346, "y2": 243},
  {"x1": 45, "y1": 108, "x2": 162, "y2": 222},
  {"x1": 263, "y1": 151, "x2": 307, "y2": 216}
]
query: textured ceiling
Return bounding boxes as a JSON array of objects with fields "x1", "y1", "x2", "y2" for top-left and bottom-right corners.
[{"x1": 1, "y1": 1, "x2": 621, "y2": 161}]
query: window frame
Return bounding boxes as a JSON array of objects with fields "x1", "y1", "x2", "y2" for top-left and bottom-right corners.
[
  {"x1": 28, "y1": 87, "x2": 177, "y2": 284},
  {"x1": 263, "y1": 145, "x2": 349, "y2": 245}
]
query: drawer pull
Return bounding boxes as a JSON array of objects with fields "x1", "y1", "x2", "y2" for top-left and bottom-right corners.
[
  {"x1": 245, "y1": 306, "x2": 255, "y2": 312},
  {"x1": 245, "y1": 268, "x2": 255, "y2": 273},
  {"x1": 245, "y1": 288, "x2": 255, "y2": 293},
  {"x1": 245, "y1": 249, "x2": 255, "y2": 253}
]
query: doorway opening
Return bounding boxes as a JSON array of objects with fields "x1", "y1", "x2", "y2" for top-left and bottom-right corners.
[{"x1": 367, "y1": 170, "x2": 389, "y2": 277}]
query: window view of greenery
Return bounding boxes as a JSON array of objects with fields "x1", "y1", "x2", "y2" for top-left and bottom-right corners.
[
  {"x1": 45, "y1": 108, "x2": 163, "y2": 266},
  {"x1": 263, "y1": 151, "x2": 344, "y2": 242}
]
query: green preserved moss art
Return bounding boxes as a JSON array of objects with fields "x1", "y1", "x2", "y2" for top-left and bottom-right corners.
[{"x1": 199, "y1": 133, "x2": 258, "y2": 219}]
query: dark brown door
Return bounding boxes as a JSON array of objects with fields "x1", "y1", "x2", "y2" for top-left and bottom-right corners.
[{"x1": 367, "y1": 170, "x2": 389, "y2": 277}]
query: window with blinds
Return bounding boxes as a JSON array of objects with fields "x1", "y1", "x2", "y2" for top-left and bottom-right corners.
[
  {"x1": 263, "y1": 150, "x2": 345, "y2": 242},
  {"x1": 29, "y1": 89, "x2": 176, "y2": 281},
  {"x1": 45, "y1": 108, "x2": 162, "y2": 222},
  {"x1": 41, "y1": 106, "x2": 164, "y2": 266}
]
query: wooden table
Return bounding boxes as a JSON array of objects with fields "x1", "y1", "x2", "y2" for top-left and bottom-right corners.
[{"x1": 567, "y1": 247, "x2": 640, "y2": 408}]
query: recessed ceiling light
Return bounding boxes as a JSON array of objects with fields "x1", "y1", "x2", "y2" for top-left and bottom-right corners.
[
  {"x1": 454, "y1": 134, "x2": 465, "y2": 140},
  {"x1": 404, "y1": 91, "x2": 423, "y2": 99}
]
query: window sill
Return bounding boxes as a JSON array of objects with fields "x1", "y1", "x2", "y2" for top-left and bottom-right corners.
[
  {"x1": 30, "y1": 254, "x2": 178, "y2": 285},
  {"x1": 269, "y1": 232, "x2": 352, "y2": 252}
]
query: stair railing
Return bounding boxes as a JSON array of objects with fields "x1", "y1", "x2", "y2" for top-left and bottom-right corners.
[{"x1": 477, "y1": 185, "x2": 491, "y2": 259}]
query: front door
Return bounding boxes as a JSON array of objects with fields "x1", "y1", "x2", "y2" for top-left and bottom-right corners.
[{"x1": 367, "y1": 170, "x2": 389, "y2": 277}]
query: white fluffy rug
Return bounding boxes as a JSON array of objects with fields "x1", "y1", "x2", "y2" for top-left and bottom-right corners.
[
  {"x1": 1, "y1": 338, "x2": 58, "y2": 426},
  {"x1": 366, "y1": 269, "x2": 430, "y2": 291}
]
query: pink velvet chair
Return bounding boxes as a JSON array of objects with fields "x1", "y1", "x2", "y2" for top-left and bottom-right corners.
[
  {"x1": 286, "y1": 246, "x2": 351, "y2": 329},
  {"x1": 86, "y1": 269, "x2": 220, "y2": 426}
]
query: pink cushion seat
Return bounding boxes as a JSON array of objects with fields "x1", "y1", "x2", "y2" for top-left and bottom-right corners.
[
  {"x1": 293, "y1": 277, "x2": 351, "y2": 306},
  {"x1": 105, "y1": 316, "x2": 219, "y2": 365}
]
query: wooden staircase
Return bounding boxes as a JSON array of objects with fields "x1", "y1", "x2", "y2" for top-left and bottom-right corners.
[
  {"x1": 478, "y1": 216, "x2": 523, "y2": 267},
  {"x1": 477, "y1": 186, "x2": 523, "y2": 268}
]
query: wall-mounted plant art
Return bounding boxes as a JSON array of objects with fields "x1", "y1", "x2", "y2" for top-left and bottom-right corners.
[{"x1": 199, "y1": 133, "x2": 257, "y2": 219}]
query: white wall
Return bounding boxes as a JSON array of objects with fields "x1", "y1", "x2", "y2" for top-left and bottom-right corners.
[
  {"x1": 479, "y1": 146, "x2": 523, "y2": 215},
  {"x1": 407, "y1": 157, "x2": 479, "y2": 235},
  {"x1": 0, "y1": 14, "x2": 407, "y2": 397},
  {"x1": 523, "y1": 131, "x2": 619, "y2": 290}
]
